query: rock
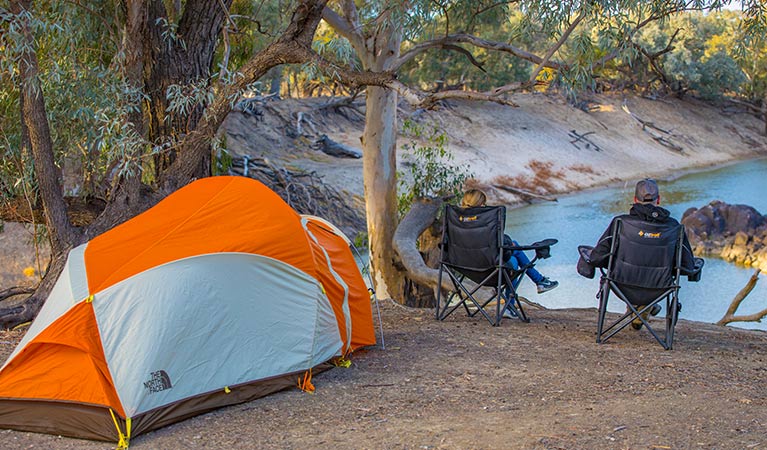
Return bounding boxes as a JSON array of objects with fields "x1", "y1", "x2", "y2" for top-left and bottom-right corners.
[{"x1": 682, "y1": 201, "x2": 767, "y2": 268}]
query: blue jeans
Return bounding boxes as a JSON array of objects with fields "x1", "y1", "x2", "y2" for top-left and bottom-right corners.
[{"x1": 504, "y1": 239, "x2": 544, "y2": 285}]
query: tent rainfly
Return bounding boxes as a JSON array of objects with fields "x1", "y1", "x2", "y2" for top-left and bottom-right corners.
[{"x1": 0, "y1": 176, "x2": 376, "y2": 445}]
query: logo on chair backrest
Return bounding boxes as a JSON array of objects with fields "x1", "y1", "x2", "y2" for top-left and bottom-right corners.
[
  {"x1": 638, "y1": 230, "x2": 661, "y2": 238},
  {"x1": 459, "y1": 215, "x2": 478, "y2": 222}
]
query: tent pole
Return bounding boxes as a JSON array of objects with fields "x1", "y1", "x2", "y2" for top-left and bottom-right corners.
[{"x1": 352, "y1": 245, "x2": 385, "y2": 350}]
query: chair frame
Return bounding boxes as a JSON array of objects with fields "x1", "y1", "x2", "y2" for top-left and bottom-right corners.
[
  {"x1": 435, "y1": 205, "x2": 545, "y2": 326},
  {"x1": 595, "y1": 218, "x2": 684, "y2": 350}
]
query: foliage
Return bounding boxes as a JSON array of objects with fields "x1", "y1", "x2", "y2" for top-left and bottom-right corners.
[
  {"x1": 397, "y1": 121, "x2": 473, "y2": 217},
  {"x1": 624, "y1": 11, "x2": 748, "y2": 99},
  {"x1": 211, "y1": 139, "x2": 234, "y2": 176},
  {"x1": 0, "y1": 1, "x2": 149, "y2": 200}
]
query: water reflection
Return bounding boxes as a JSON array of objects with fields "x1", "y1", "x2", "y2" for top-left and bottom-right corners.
[{"x1": 505, "y1": 158, "x2": 767, "y2": 330}]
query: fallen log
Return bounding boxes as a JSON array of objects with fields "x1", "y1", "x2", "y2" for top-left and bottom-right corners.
[
  {"x1": 314, "y1": 135, "x2": 363, "y2": 158},
  {"x1": 621, "y1": 102, "x2": 685, "y2": 154},
  {"x1": 568, "y1": 129, "x2": 601, "y2": 152},
  {"x1": 493, "y1": 184, "x2": 557, "y2": 202},
  {"x1": 0, "y1": 286, "x2": 35, "y2": 303}
]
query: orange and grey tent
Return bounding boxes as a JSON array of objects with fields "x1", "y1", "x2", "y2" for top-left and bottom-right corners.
[{"x1": 0, "y1": 176, "x2": 376, "y2": 444}]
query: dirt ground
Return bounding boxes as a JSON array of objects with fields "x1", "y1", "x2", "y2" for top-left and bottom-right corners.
[{"x1": 1, "y1": 300, "x2": 765, "y2": 450}]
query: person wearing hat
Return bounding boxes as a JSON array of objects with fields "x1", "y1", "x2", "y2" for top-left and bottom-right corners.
[{"x1": 585, "y1": 178, "x2": 701, "y2": 329}]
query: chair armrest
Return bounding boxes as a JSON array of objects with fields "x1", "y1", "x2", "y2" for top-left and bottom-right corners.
[
  {"x1": 682, "y1": 257, "x2": 704, "y2": 282},
  {"x1": 578, "y1": 245, "x2": 594, "y2": 264},
  {"x1": 504, "y1": 238, "x2": 558, "y2": 260},
  {"x1": 503, "y1": 238, "x2": 558, "y2": 253},
  {"x1": 577, "y1": 245, "x2": 596, "y2": 279}
]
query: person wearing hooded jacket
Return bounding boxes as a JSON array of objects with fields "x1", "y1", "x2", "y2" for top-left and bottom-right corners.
[{"x1": 586, "y1": 178, "x2": 702, "y2": 329}]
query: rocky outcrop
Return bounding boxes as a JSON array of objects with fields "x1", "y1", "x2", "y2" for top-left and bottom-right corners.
[{"x1": 682, "y1": 200, "x2": 767, "y2": 270}]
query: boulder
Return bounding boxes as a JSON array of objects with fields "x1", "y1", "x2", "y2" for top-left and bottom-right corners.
[{"x1": 682, "y1": 201, "x2": 767, "y2": 268}]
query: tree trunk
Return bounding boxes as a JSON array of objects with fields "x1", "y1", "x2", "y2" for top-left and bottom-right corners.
[
  {"x1": 362, "y1": 86, "x2": 402, "y2": 300},
  {"x1": 13, "y1": 0, "x2": 78, "y2": 255},
  {"x1": 0, "y1": 0, "x2": 331, "y2": 329},
  {"x1": 268, "y1": 66, "x2": 283, "y2": 97},
  {"x1": 146, "y1": 0, "x2": 232, "y2": 177}
]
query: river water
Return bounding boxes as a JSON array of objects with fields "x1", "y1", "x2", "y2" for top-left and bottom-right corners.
[{"x1": 505, "y1": 158, "x2": 767, "y2": 330}]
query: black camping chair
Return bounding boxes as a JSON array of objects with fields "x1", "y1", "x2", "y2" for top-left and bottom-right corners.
[
  {"x1": 435, "y1": 204, "x2": 556, "y2": 326},
  {"x1": 585, "y1": 218, "x2": 702, "y2": 350}
]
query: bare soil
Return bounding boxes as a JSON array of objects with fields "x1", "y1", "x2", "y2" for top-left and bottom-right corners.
[{"x1": 2, "y1": 301, "x2": 765, "y2": 449}]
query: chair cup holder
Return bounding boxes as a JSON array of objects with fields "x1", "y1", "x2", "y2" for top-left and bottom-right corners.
[
  {"x1": 535, "y1": 246, "x2": 551, "y2": 259},
  {"x1": 531, "y1": 238, "x2": 557, "y2": 260}
]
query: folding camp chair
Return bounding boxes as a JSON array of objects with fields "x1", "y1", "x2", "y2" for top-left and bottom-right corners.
[
  {"x1": 435, "y1": 204, "x2": 556, "y2": 326},
  {"x1": 589, "y1": 218, "x2": 698, "y2": 350}
]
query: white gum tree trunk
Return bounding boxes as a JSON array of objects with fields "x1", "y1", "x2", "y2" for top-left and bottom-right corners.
[
  {"x1": 322, "y1": 4, "x2": 406, "y2": 301},
  {"x1": 360, "y1": 23, "x2": 403, "y2": 300},
  {"x1": 362, "y1": 85, "x2": 401, "y2": 299}
]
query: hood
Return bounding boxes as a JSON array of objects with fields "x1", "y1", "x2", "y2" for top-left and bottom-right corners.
[{"x1": 629, "y1": 203, "x2": 671, "y2": 223}]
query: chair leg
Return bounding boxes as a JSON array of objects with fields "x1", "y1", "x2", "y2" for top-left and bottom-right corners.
[
  {"x1": 436, "y1": 266, "x2": 444, "y2": 320},
  {"x1": 666, "y1": 292, "x2": 679, "y2": 350},
  {"x1": 596, "y1": 280, "x2": 609, "y2": 343}
]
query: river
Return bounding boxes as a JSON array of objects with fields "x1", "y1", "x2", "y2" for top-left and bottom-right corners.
[{"x1": 505, "y1": 158, "x2": 767, "y2": 330}]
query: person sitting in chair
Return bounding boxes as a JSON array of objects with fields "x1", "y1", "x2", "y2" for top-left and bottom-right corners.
[
  {"x1": 461, "y1": 189, "x2": 558, "y2": 294},
  {"x1": 584, "y1": 178, "x2": 702, "y2": 329}
]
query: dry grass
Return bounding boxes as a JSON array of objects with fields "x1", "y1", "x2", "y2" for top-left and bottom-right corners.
[
  {"x1": 492, "y1": 160, "x2": 567, "y2": 195},
  {"x1": 567, "y1": 163, "x2": 600, "y2": 175}
]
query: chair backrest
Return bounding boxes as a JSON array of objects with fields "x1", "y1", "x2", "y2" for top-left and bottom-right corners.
[
  {"x1": 608, "y1": 218, "x2": 683, "y2": 301},
  {"x1": 442, "y1": 205, "x2": 505, "y2": 279}
]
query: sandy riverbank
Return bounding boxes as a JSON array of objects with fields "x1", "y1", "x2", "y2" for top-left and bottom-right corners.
[{"x1": 285, "y1": 93, "x2": 767, "y2": 206}]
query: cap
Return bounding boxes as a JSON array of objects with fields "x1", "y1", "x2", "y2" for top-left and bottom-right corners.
[{"x1": 634, "y1": 178, "x2": 659, "y2": 202}]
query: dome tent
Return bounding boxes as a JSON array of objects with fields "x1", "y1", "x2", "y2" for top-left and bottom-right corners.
[{"x1": 0, "y1": 176, "x2": 375, "y2": 443}]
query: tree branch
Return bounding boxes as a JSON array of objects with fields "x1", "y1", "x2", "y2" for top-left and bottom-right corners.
[
  {"x1": 389, "y1": 79, "x2": 521, "y2": 109},
  {"x1": 717, "y1": 269, "x2": 767, "y2": 325},
  {"x1": 322, "y1": 5, "x2": 366, "y2": 57},
  {"x1": 528, "y1": 10, "x2": 586, "y2": 83},
  {"x1": 12, "y1": 0, "x2": 80, "y2": 254},
  {"x1": 0, "y1": 287, "x2": 35, "y2": 303},
  {"x1": 395, "y1": 33, "x2": 563, "y2": 72}
]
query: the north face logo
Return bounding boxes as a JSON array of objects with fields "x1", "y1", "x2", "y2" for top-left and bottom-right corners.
[{"x1": 144, "y1": 370, "x2": 172, "y2": 393}]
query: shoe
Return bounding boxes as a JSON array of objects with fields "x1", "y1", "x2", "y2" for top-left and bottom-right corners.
[
  {"x1": 536, "y1": 277, "x2": 559, "y2": 294},
  {"x1": 630, "y1": 304, "x2": 661, "y2": 330},
  {"x1": 502, "y1": 304, "x2": 518, "y2": 319}
]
